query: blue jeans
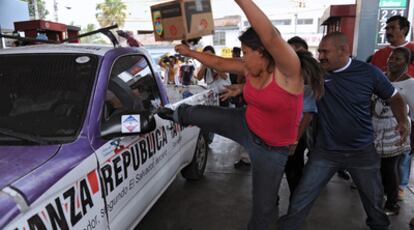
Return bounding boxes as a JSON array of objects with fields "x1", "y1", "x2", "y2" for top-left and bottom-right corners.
[
  {"x1": 278, "y1": 145, "x2": 389, "y2": 230},
  {"x1": 180, "y1": 105, "x2": 289, "y2": 230},
  {"x1": 399, "y1": 150, "x2": 412, "y2": 188}
]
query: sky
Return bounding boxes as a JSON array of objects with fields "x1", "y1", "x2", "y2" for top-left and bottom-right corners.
[{"x1": 44, "y1": 0, "x2": 356, "y2": 29}]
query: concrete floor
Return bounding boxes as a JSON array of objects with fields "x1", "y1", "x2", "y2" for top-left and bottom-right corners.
[{"x1": 136, "y1": 135, "x2": 414, "y2": 230}]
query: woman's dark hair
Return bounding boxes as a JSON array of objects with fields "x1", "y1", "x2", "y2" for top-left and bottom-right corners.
[
  {"x1": 238, "y1": 27, "x2": 275, "y2": 73},
  {"x1": 392, "y1": 47, "x2": 412, "y2": 65},
  {"x1": 287, "y1": 36, "x2": 308, "y2": 50},
  {"x1": 297, "y1": 51, "x2": 325, "y2": 100},
  {"x1": 202, "y1": 45, "x2": 216, "y2": 54}
]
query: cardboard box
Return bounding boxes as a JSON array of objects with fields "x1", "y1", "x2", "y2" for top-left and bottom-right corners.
[{"x1": 151, "y1": 0, "x2": 214, "y2": 41}]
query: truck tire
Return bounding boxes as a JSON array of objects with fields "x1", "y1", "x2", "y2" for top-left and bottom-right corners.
[
  {"x1": 181, "y1": 134, "x2": 208, "y2": 180},
  {"x1": 201, "y1": 131, "x2": 214, "y2": 144}
]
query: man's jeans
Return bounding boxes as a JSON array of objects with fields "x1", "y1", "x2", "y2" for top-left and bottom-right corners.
[
  {"x1": 278, "y1": 145, "x2": 390, "y2": 230},
  {"x1": 399, "y1": 150, "x2": 412, "y2": 188}
]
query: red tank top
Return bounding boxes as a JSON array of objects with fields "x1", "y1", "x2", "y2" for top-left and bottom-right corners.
[{"x1": 243, "y1": 74, "x2": 303, "y2": 146}]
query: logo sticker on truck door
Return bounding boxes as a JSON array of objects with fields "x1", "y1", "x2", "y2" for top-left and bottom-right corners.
[{"x1": 121, "y1": 115, "x2": 140, "y2": 133}]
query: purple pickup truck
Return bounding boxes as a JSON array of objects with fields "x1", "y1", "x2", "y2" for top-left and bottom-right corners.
[{"x1": 0, "y1": 38, "x2": 218, "y2": 230}]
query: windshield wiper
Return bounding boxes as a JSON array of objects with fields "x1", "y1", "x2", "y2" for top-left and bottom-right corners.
[{"x1": 0, "y1": 128, "x2": 49, "y2": 144}]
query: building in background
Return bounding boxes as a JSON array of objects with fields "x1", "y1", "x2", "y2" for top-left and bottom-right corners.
[
  {"x1": 120, "y1": 1, "x2": 328, "y2": 56},
  {"x1": 200, "y1": 15, "x2": 242, "y2": 57},
  {"x1": 40, "y1": 0, "x2": 413, "y2": 60},
  {"x1": 242, "y1": 8, "x2": 325, "y2": 55},
  {"x1": 320, "y1": 4, "x2": 356, "y2": 53},
  {"x1": 38, "y1": 0, "x2": 347, "y2": 57},
  {"x1": 196, "y1": 8, "x2": 326, "y2": 56}
]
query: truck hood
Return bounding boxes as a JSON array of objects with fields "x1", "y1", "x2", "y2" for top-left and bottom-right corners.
[{"x1": 0, "y1": 145, "x2": 60, "y2": 190}]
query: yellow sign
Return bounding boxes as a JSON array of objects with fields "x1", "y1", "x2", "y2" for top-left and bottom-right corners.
[{"x1": 220, "y1": 47, "x2": 232, "y2": 58}]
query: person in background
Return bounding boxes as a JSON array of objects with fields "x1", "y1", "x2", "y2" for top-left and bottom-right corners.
[
  {"x1": 372, "y1": 47, "x2": 413, "y2": 216},
  {"x1": 196, "y1": 45, "x2": 231, "y2": 106},
  {"x1": 179, "y1": 58, "x2": 196, "y2": 86},
  {"x1": 229, "y1": 47, "x2": 243, "y2": 84},
  {"x1": 157, "y1": 0, "x2": 325, "y2": 228},
  {"x1": 371, "y1": 15, "x2": 414, "y2": 202},
  {"x1": 159, "y1": 55, "x2": 179, "y2": 85},
  {"x1": 229, "y1": 46, "x2": 246, "y2": 108},
  {"x1": 398, "y1": 50, "x2": 414, "y2": 201},
  {"x1": 287, "y1": 36, "x2": 308, "y2": 52},
  {"x1": 278, "y1": 32, "x2": 409, "y2": 230},
  {"x1": 371, "y1": 15, "x2": 414, "y2": 77},
  {"x1": 285, "y1": 36, "x2": 319, "y2": 196}
]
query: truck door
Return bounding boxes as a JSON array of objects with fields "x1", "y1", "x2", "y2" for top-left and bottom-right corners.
[{"x1": 94, "y1": 54, "x2": 182, "y2": 229}]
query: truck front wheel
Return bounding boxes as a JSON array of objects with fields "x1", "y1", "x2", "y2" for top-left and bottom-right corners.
[{"x1": 181, "y1": 134, "x2": 208, "y2": 180}]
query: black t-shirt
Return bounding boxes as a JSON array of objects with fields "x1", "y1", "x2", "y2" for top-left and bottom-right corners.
[{"x1": 316, "y1": 59, "x2": 395, "y2": 151}]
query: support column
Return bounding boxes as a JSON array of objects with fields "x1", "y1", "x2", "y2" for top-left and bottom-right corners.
[
  {"x1": 408, "y1": 0, "x2": 413, "y2": 40},
  {"x1": 352, "y1": 0, "x2": 379, "y2": 61}
]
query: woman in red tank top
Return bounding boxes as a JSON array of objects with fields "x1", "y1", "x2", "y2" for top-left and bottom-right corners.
[{"x1": 158, "y1": 0, "x2": 325, "y2": 229}]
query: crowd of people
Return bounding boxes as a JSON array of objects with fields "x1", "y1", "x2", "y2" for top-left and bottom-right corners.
[
  {"x1": 156, "y1": 0, "x2": 414, "y2": 229},
  {"x1": 157, "y1": 46, "x2": 233, "y2": 93}
]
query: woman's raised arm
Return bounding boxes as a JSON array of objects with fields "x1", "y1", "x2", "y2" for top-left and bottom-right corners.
[
  {"x1": 175, "y1": 44, "x2": 245, "y2": 76},
  {"x1": 235, "y1": 0, "x2": 300, "y2": 79}
]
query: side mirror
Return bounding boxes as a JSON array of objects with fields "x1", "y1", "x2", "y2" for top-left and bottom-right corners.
[{"x1": 101, "y1": 110, "x2": 156, "y2": 139}]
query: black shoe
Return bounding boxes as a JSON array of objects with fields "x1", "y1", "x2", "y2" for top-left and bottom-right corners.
[
  {"x1": 234, "y1": 160, "x2": 251, "y2": 170},
  {"x1": 337, "y1": 170, "x2": 350, "y2": 180},
  {"x1": 157, "y1": 107, "x2": 176, "y2": 122},
  {"x1": 158, "y1": 104, "x2": 191, "y2": 125},
  {"x1": 384, "y1": 204, "x2": 400, "y2": 216}
]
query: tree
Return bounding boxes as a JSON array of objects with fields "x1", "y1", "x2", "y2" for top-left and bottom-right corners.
[
  {"x1": 96, "y1": 0, "x2": 127, "y2": 28},
  {"x1": 23, "y1": 0, "x2": 49, "y2": 20}
]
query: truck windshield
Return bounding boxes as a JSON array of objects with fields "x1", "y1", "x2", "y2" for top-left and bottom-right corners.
[{"x1": 0, "y1": 53, "x2": 97, "y2": 144}]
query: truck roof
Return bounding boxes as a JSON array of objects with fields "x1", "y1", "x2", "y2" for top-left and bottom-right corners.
[{"x1": 0, "y1": 43, "x2": 114, "y2": 56}]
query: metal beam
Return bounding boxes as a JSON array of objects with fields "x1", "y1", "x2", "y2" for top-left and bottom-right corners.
[{"x1": 352, "y1": 0, "x2": 379, "y2": 61}]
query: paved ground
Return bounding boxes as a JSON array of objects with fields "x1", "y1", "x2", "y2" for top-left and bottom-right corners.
[{"x1": 136, "y1": 135, "x2": 414, "y2": 230}]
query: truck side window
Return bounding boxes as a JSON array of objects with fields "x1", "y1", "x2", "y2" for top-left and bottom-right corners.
[
  {"x1": 104, "y1": 90, "x2": 124, "y2": 119},
  {"x1": 104, "y1": 55, "x2": 161, "y2": 120}
]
